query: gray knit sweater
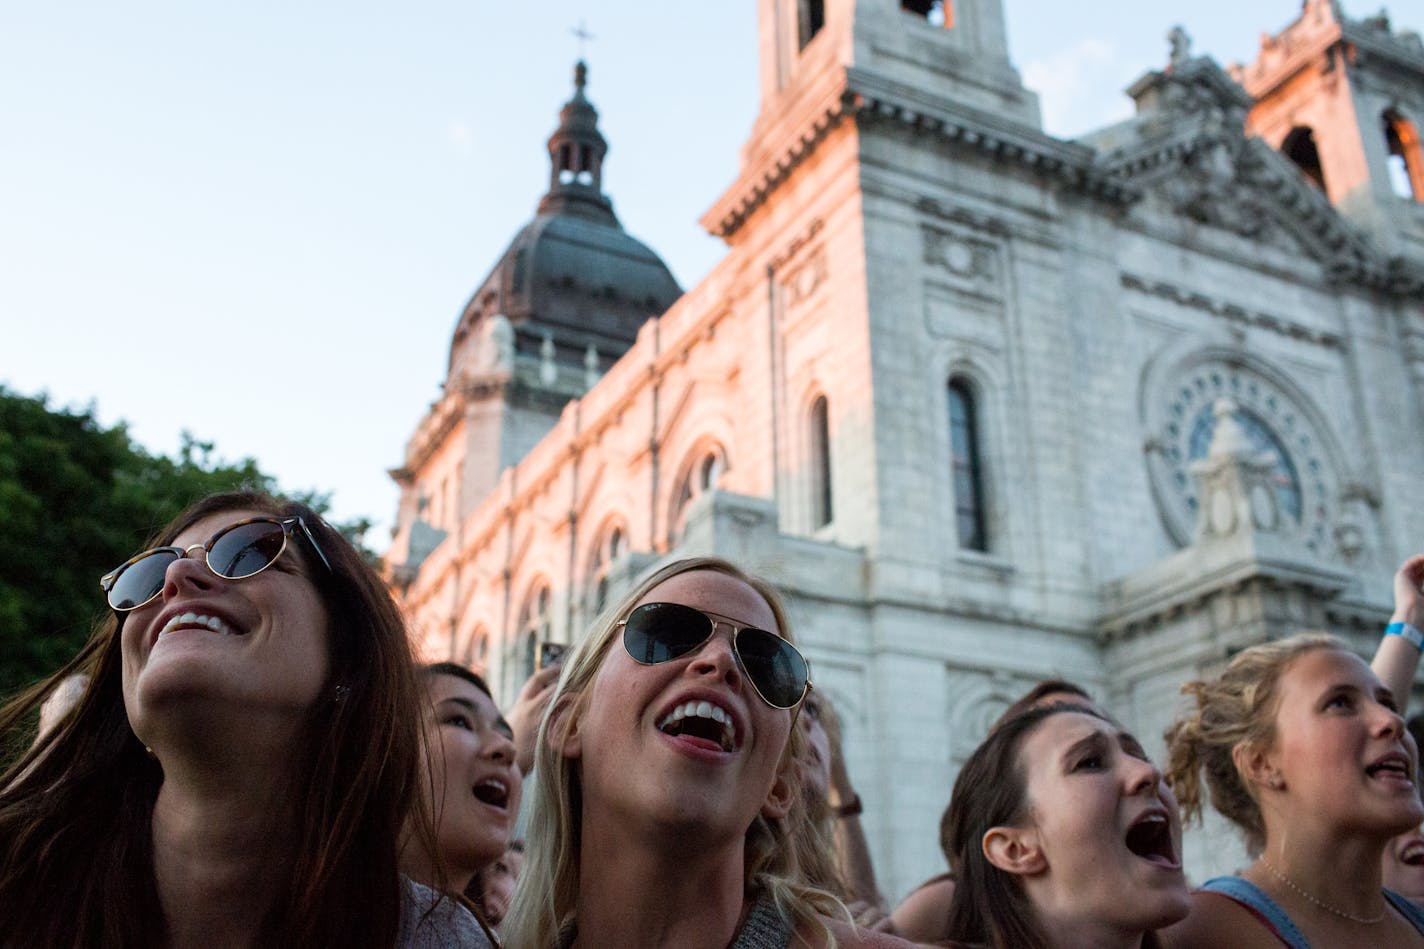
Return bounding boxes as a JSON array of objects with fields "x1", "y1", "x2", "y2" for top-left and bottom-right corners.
[
  {"x1": 399, "y1": 879, "x2": 496, "y2": 949},
  {"x1": 555, "y1": 891, "x2": 791, "y2": 949}
]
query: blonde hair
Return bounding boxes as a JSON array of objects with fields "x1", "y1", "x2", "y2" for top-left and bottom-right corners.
[
  {"x1": 789, "y1": 691, "x2": 854, "y2": 902},
  {"x1": 502, "y1": 557, "x2": 844, "y2": 949},
  {"x1": 1163, "y1": 632, "x2": 1343, "y2": 855}
]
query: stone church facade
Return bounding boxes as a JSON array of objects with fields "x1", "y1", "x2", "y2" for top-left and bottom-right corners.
[{"x1": 387, "y1": 0, "x2": 1424, "y2": 891}]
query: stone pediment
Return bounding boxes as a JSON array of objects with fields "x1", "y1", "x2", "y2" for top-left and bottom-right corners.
[{"x1": 1098, "y1": 55, "x2": 1423, "y2": 296}]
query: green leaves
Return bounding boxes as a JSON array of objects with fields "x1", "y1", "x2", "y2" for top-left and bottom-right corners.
[{"x1": 0, "y1": 388, "x2": 370, "y2": 695}]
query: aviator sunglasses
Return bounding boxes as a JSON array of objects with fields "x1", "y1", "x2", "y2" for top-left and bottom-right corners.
[
  {"x1": 99, "y1": 516, "x2": 334, "y2": 612},
  {"x1": 619, "y1": 601, "x2": 813, "y2": 709}
]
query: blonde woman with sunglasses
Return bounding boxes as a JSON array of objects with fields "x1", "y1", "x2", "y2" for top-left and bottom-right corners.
[
  {"x1": 502, "y1": 557, "x2": 910, "y2": 949},
  {"x1": 0, "y1": 492, "x2": 483, "y2": 948}
]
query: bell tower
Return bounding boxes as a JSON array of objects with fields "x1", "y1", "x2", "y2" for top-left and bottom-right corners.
[
  {"x1": 1231, "y1": 0, "x2": 1424, "y2": 254},
  {"x1": 754, "y1": 0, "x2": 1037, "y2": 134}
]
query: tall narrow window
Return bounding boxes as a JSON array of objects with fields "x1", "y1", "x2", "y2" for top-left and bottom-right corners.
[
  {"x1": 516, "y1": 584, "x2": 551, "y2": 681},
  {"x1": 1384, "y1": 110, "x2": 1423, "y2": 201},
  {"x1": 948, "y1": 378, "x2": 987, "y2": 552},
  {"x1": 462, "y1": 627, "x2": 489, "y2": 675},
  {"x1": 587, "y1": 522, "x2": 628, "y2": 615},
  {"x1": 798, "y1": 0, "x2": 824, "y2": 51},
  {"x1": 1282, "y1": 127, "x2": 1327, "y2": 192},
  {"x1": 809, "y1": 396, "x2": 833, "y2": 528}
]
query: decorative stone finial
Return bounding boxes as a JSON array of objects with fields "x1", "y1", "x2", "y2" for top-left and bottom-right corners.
[
  {"x1": 540, "y1": 333, "x2": 558, "y2": 385},
  {"x1": 1168, "y1": 25, "x2": 1192, "y2": 67},
  {"x1": 486, "y1": 314, "x2": 514, "y2": 371},
  {"x1": 584, "y1": 343, "x2": 600, "y2": 389}
]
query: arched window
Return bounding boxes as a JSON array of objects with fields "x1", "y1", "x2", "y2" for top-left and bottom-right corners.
[
  {"x1": 948, "y1": 378, "x2": 987, "y2": 552},
  {"x1": 516, "y1": 583, "x2": 551, "y2": 681},
  {"x1": 1281, "y1": 126, "x2": 1327, "y2": 192},
  {"x1": 1383, "y1": 110, "x2": 1423, "y2": 201},
  {"x1": 461, "y1": 626, "x2": 490, "y2": 674},
  {"x1": 587, "y1": 522, "x2": 628, "y2": 616},
  {"x1": 798, "y1": 0, "x2": 824, "y2": 51},
  {"x1": 809, "y1": 395, "x2": 833, "y2": 528},
  {"x1": 670, "y1": 445, "x2": 728, "y2": 545},
  {"x1": 901, "y1": 0, "x2": 950, "y2": 27}
]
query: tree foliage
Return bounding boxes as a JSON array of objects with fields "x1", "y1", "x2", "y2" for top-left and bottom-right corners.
[{"x1": 0, "y1": 387, "x2": 370, "y2": 695}]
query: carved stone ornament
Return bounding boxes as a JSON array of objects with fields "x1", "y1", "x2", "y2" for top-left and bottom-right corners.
[
  {"x1": 1164, "y1": 139, "x2": 1270, "y2": 237},
  {"x1": 1190, "y1": 399, "x2": 1284, "y2": 542},
  {"x1": 784, "y1": 247, "x2": 829, "y2": 309},
  {"x1": 1146, "y1": 361, "x2": 1333, "y2": 554},
  {"x1": 921, "y1": 225, "x2": 1001, "y2": 299}
]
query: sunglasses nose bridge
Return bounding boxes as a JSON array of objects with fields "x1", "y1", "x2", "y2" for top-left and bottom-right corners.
[
  {"x1": 160, "y1": 544, "x2": 217, "y2": 593},
  {"x1": 690, "y1": 623, "x2": 747, "y2": 680}
]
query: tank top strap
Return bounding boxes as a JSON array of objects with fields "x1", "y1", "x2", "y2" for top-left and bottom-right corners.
[{"x1": 1199, "y1": 876, "x2": 1308, "y2": 949}]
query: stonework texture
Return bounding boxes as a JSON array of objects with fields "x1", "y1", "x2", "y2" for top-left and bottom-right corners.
[{"x1": 388, "y1": 0, "x2": 1424, "y2": 897}]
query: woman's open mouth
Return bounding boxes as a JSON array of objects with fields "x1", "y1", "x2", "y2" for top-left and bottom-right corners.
[
  {"x1": 472, "y1": 778, "x2": 510, "y2": 811},
  {"x1": 1125, "y1": 812, "x2": 1180, "y2": 869}
]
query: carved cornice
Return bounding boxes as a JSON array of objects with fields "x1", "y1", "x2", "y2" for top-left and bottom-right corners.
[
  {"x1": 402, "y1": 391, "x2": 468, "y2": 477},
  {"x1": 846, "y1": 68, "x2": 1136, "y2": 205},
  {"x1": 1120, "y1": 272, "x2": 1347, "y2": 349},
  {"x1": 703, "y1": 67, "x2": 1137, "y2": 240},
  {"x1": 1237, "y1": 138, "x2": 1424, "y2": 295},
  {"x1": 1104, "y1": 126, "x2": 1424, "y2": 296},
  {"x1": 702, "y1": 94, "x2": 851, "y2": 240}
]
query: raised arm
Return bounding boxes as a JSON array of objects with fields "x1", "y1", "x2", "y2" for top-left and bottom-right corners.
[
  {"x1": 822, "y1": 699, "x2": 888, "y2": 923},
  {"x1": 504, "y1": 661, "x2": 562, "y2": 774},
  {"x1": 1371, "y1": 554, "x2": 1424, "y2": 717}
]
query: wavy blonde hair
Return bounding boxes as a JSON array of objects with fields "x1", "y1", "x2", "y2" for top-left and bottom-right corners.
[
  {"x1": 502, "y1": 557, "x2": 845, "y2": 949},
  {"x1": 1163, "y1": 632, "x2": 1343, "y2": 855}
]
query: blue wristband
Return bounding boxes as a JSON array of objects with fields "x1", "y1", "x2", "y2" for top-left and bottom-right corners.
[{"x1": 1385, "y1": 621, "x2": 1424, "y2": 650}]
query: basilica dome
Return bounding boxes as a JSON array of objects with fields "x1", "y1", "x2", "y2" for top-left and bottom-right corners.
[{"x1": 448, "y1": 61, "x2": 682, "y2": 381}]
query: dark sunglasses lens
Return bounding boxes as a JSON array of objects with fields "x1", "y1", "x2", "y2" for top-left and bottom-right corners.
[
  {"x1": 107, "y1": 550, "x2": 178, "y2": 611},
  {"x1": 207, "y1": 520, "x2": 287, "y2": 580},
  {"x1": 623, "y1": 602, "x2": 713, "y2": 664},
  {"x1": 735, "y1": 629, "x2": 808, "y2": 708}
]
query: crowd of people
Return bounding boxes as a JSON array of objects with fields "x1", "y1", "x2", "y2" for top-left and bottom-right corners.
[{"x1": 1, "y1": 489, "x2": 1422, "y2": 948}]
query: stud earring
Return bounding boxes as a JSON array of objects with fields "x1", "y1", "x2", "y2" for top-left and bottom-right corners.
[{"x1": 333, "y1": 684, "x2": 351, "y2": 704}]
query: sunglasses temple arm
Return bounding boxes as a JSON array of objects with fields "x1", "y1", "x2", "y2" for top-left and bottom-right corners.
[{"x1": 299, "y1": 522, "x2": 335, "y2": 573}]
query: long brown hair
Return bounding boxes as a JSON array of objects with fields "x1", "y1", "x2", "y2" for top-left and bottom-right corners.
[
  {"x1": 945, "y1": 703, "x2": 1166, "y2": 949},
  {"x1": 0, "y1": 492, "x2": 430, "y2": 947}
]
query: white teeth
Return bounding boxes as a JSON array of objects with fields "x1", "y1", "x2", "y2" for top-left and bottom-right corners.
[
  {"x1": 160, "y1": 612, "x2": 232, "y2": 636},
  {"x1": 656, "y1": 699, "x2": 736, "y2": 747}
]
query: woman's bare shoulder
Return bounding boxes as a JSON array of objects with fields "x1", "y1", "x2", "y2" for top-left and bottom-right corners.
[
  {"x1": 1157, "y1": 889, "x2": 1282, "y2": 949},
  {"x1": 888, "y1": 876, "x2": 954, "y2": 944}
]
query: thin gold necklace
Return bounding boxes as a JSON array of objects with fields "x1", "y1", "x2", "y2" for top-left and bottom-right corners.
[{"x1": 1258, "y1": 857, "x2": 1387, "y2": 925}]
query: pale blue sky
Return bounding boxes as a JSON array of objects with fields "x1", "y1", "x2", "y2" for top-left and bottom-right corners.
[{"x1": 2, "y1": 1, "x2": 1322, "y2": 546}]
